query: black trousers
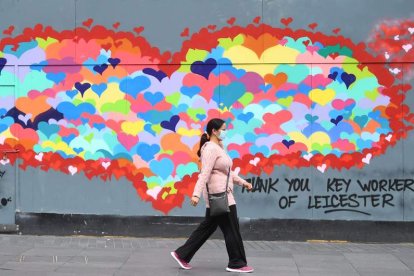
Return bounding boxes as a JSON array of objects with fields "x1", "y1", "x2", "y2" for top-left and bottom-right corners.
[{"x1": 175, "y1": 204, "x2": 247, "y2": 269}]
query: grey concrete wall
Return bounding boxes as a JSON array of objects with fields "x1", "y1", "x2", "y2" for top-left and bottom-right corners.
[{"x1": 0, "y1": 0, "x2": 413, "y2": 223}]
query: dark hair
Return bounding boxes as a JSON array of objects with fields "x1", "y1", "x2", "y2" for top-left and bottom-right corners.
[{"x1": 197, "y1": 118, "x2": 225, "y2": 157}]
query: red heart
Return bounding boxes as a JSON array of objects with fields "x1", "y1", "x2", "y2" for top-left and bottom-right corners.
[
  {"x1": 82, "y1": 18, "x2": 94, "y2": 28},
  {"x1": 180, "y1": 27, "x2": 189, "y2": 37},
  {"x1": 3, "y1": 25, "x2": 14, "y2": 36},
  {"x1": 133, "y1": 26, "x2": 144, "y2": 34},
  {"x1": 303, "y1": 40, "x2": 310, "y2": 46},
  {"x1": 308, "y1": 23, "x2": 318, "y2": 30},
  {"x1": 207, "y1": 25, "x2": 216, "y2": 31},
  {"x1": 253, "y1": 16, "x2": 261, "y2": 24},
  {"x1": 280, "y1": 17, "x2": 293, "y2": 27},
  {"x1": 227, "y1": 17, "x2": 236, "y2": 25},
  {"x1": 329, "y1": 52, "x2": 339, "y2": 59},
  {"x1": 113, "y1": 22, "x2": 120, "y2": 29},
  {"x1": 332, "y1": 28, "x2": 341, "y2": 34}
]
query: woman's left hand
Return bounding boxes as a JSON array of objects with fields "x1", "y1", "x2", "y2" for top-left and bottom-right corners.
[{"x1": 244, "y1": 182, "x2": 253, "y2": 191}]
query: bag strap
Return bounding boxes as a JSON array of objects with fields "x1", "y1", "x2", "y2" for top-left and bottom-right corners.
[{"x1": 206, "y1": 167, "x2": 230, "y2": 195}]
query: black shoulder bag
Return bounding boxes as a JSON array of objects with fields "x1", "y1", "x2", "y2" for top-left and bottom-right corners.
[{"x1": 206, "y1": 168, "x2": 230, "y2": 216}]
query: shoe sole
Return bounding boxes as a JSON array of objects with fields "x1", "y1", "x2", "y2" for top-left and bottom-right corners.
[
  {"x1": 170, "y1": 252, "x2": 192, "y2": 270},
  {"x1": 226, "y1": 267, "x2": 254, "y2": 273}
]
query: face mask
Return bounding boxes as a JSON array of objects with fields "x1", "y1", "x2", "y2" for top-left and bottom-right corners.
[{"x1": 218, "y1": 130, "x2": 226, "y2": 140}]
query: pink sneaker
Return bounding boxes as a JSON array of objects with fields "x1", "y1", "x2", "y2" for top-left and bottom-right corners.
[
  {"x1": 170, "y1": 251, "x2": 192, "y2": 270},
  {"x1": 226, "y1": 266, "x2": 254, "y2": 273}
]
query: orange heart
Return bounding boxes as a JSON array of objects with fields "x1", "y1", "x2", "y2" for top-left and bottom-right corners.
[
  {"x1": 16, "y1": 95, "x2": 50, "y2": 120},
  {"x1": 264, "y1": 73, "x2": 288, "y2": 89}
]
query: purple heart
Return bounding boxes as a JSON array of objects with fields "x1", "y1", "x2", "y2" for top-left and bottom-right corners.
[
  {"x1": 93, "y1": 64, "x2": 108, "y2": 75},
  {"x1": 341, "y1": 72, "x2": 356, "y2": 89},
  {"x1": 160, "y1": 115, "x2": 180, "y2": 132},
  {"x1": 328, "y1": 71, "x2": 338, "y2": 80},
  {"x1": 75, "y1": 82, "x2": 91, "y2": 96},
  {"x1": 108, "y1": 58, "x2": 121, "y2": 68},
  {"x1": 0, "y1": 57, "x2": 6, "y2": 74},
  {"x1": 282, "y1": 139, "x2": 295, "y2": 149},
  {"x1": 143, "y1": 68, "x2": 167, "y2": 82},
  {"x1": 330, "y1": 115, "x2": 343, "y2": 126},
  {"x1": 190, "y1": 58, "x2": 217, "y2": 79}
]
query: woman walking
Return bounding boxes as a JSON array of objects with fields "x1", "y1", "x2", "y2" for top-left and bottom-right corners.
[{"x1": 171, "y1": 118, "x2": 254, "y2": 273}]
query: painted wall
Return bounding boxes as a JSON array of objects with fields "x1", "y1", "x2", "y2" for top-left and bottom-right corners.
[{"x1": 0, "y1": 0, "x2": 414, "y2": 223}]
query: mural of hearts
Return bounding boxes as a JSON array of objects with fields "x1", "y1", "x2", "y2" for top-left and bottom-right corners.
[{"x1": 0, "y1": 19, "x2": 413, "y2": 214}]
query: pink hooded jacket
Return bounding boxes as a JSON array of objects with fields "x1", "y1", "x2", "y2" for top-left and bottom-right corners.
[{"x1": 192, "y1": 141, "x2": 249, "y2": 207}]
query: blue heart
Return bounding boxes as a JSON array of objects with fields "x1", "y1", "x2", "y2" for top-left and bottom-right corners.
[
  {"x1": 196, "y1": 114, "x2": 206, "y2": 121},
  {"x1": 74, "y1": 82, "x2": 91, "y2": 96},
  {"x1": 149, "y1": 158, "x2": 174, "y2": 180},
  {"x1": 237, "y1": 112, "x2": 254, "y2": 123},
  {"x1": 56, "y1": 102, "x2": 96, "y2": 120},
  {"x1": 282, "y1": 139, "x2": 295, "y2": 149},
  {"x1": 259, "y1": 84, "x2": 272, "y2": 92},
  {"x1": 0, "y1": 58, "x2": 6, "y2": 74},
  {"x1": 181, "y1": 86, "x2": 201, "y2": 98},
  {"x1": 341, "y1": 72, "x2": 356, "y2": 89},
  {"x1": 0, "y1": 119, "x2": 11, "y2": 133},
  {"x1": 91, "y1": 83, "x2": 107, "y2": 96},
  {"x1": 38, "y1": 122, "x2": 59, "y2": 138},
  {"x1": 62, "y1": 134, "x2": 76, "y2": 144},
  {"x1": 137, "y1": 143, "x2": 160, "y2": 162},
  {"x1": 66, "y1": 90, "x2": 78, "y2": 99},
  {"x1": 250, "y1": 145, "x2": 269, "y2": 156},
  {"x1": 328, "y1": 71, "x2": 338, "y2": 80},
  {"x1": 330, "y1": 115, "x2": 344, "y2": 126},
  {"x1": 144, "y1": 124, "x2": 156, "y2": 136},
  {"x1": 160, "y1": 115, "x2": 180, "y2": 132},
  {"x1": 93, "y1": 64, "x2": 108, "y2": 75},
  {"x1": 213, "y1": 82, "x2": 246, "y2": 108},
  {"x1": 108, "y1": 58, "x2": 121, "y2": 68},
  {"x1": 46, "y1": 72, "x2": 66, "y2": 84},
  {"x1": 190, "y1": 58, "x2": 217, "y2": 79},
  {"x1": 144, "y1": 92, "x2": 164, "y2": 105},
  {"x1": 354, "y1": 115, "x2": 368, "y2": 128},
  {"x1": 94, "y1": 123, "x2": 106, "y2": 131},
  {"x1": 73, "y1": 147, "x2": 84, "y2": 154},
  {"x1": 30, "y1": 61, "x2": 47, "y2": 71},
  {"x1": 119, "y1": 76, "x2": 151, "y2": 98},
  {"x1": 143, "y1": 68, "x2": 167, "y2": 82},
  {"x1": 305, "y1": 114, "x2": 319, "y2": 123},
  {"x1": 276, "y1": 89, "x2": 296, "y2": 98}
]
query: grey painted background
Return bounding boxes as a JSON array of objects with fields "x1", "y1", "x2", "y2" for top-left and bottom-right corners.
[{"x1": 0, "y1": 0, "x2": 413, "y2": 223}]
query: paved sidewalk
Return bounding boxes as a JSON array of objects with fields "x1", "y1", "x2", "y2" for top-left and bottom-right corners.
[{"x1": 0, "y1": 235, "x2": 412, "y2": 275}]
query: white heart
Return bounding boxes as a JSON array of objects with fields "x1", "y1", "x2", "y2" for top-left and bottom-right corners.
[
  {"x1": 408, "y1": 27, "x2": 414, "y2": 34},
  {"x1": 68, "y1": 165, "x2": 78, "y2": 175},
  {"x1": 0, "y1": 159, "x2": 10, "y2": 166},
  {"x1": 146, "y1": 186, "x2": 162, "y2": 200},
  {"x1": 17, "y1": 113, "x2": 32, "y2": 125},
  {"x1": 317, "y1": 164, "x2": 327, "y2": 173},
  {"x1": 402, "y1": 44, "x2": 412, "y2": 52},
  {"x1": 384, "y1": 52, "x2": 390, "y2": 60},
  {"x1": 304, "y1": 153, "x2": 313, "y2": 161},
  {"x1": 362, "y1": 153, "x2": 372, "y2": 164},
  {"x1": 101, "y1": 161, "x2": 111, "y2": 170},
  {"x1": 385, "y1": 134, "x2": 392, "y2": 142},
  {"x1": 389, "y1": 68, "x2": 401, "y2": 75},
  {"x1": 0, "y1": 136, "x2": 5, "y2": 145},
  {"x1": 234, "y1": 167, "x2": 240, "y2": 176},
  {"x1": 249, "y1": 157, "x2": 260, "y2": 166},
  {"x1": 35, "y1": 152, "x2": 44, "y2": 162},
  {"x1": 394, "y1": 35, "x2": 400, "y2": 40}
]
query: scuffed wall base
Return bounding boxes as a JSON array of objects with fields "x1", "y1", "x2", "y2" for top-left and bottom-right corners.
[{"x1": 15, "y1": 212, "x2": 414, "y2": 243}]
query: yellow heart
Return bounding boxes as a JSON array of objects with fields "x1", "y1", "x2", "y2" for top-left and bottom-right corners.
[
  {"x1": 177, "y1": 127, "x2": 201, "y2": 137},
  {"x1": 121, "y1": 120, "x2": 145, "y2": 136},
  {"x1": 288, "y1": 131, "x2": 331, "y2": 150},
  {"x1": 309, "y1": 88, "x2": 335, "y2": 106}
]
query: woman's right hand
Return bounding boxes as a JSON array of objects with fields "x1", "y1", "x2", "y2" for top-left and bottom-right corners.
[{"x1": 191, "y1": 196, "x2": 199, "y2": 206}]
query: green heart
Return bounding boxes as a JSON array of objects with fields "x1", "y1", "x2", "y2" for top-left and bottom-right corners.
[{"x1": 278, "y1": 96, "x2": 293, "y2": 107}]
